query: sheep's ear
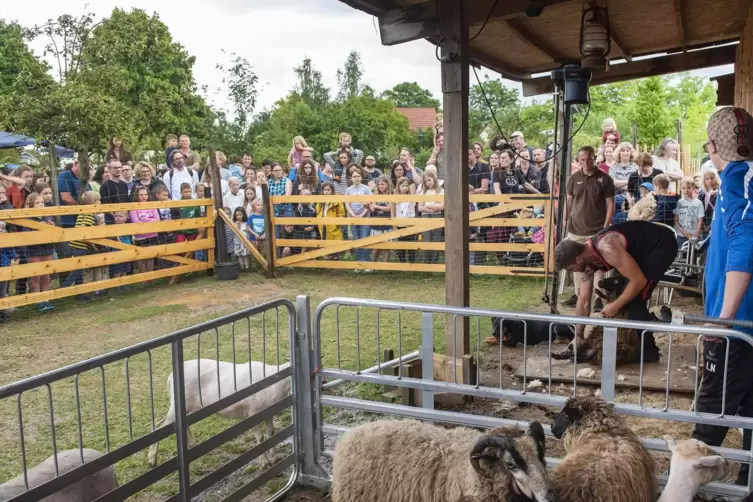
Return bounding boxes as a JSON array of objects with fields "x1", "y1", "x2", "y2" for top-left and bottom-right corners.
[
  {"x1": 526, "y1": 421, "x2": 546, "y2": 446},
  {"x1": 693, "y1": 456, "x2": 726, "y2": 469},
  {"x1": 664, "y1": 435, "x2": 677, "y2": 451}
]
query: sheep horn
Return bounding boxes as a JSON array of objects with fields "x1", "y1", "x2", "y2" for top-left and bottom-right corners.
[{"x1": 470, "y1": 436, "x2": 511, "y2": 478}]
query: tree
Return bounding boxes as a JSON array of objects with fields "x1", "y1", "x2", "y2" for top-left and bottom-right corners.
[
  {"x1": 381, "y1": 82, "x2": 440, "y2": 110},
  {"x1": 469, "y1": 75, "x2": 522, "y2": 140},
  {"x1": 632, "y1": 77, "x2": 674, "y2": 149},
  {"x1": 294, "y1": 57, "x2": 330, "y2": 108},
  {"x1": 337, "y1": 51, "x2": 364, "y2": 101},
  {"x1": 0, "y1": 21, "x2": 55, "y2": 130},
  {"x1": 519, "y1": 99, "x2": 554, "y2": 149},
  {"x1": 76, "y1": 8, "x2": 215, "y2": 150}
]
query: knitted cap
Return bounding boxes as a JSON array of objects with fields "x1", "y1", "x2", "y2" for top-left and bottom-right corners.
[{"x1": 707, "y1": 107, "x2": 753, "y2": 162}]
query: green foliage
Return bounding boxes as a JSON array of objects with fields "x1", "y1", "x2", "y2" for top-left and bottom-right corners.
[
  {"x1": 632, "y1": 77, "x2": 675, "y2": 148},
  {"x1": 250, "y1": 91, "x2": 414, "y2": 167},
  {"x1": 77, "y1": 8, "x2": 215, "y2": 150},
  {"x1": 381, "y1": 82, "x2": 440, "y2": 110},
  {"x1": 469, "y1": 76, "x2": 522, "y2": 141},
  {"x1": 519, "y1": 99, "x2": 554, "y2": 149},
  {"x1": 294, "y1": 58, "x2": 329, "y2": 108},
  {"x1": 336, "y1": 51, "x2": 364, "y2": 101}
]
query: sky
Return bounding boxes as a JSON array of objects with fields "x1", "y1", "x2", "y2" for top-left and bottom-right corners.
[{"x1": 4, "y1": 0, "x2": 734, "y2": 116}]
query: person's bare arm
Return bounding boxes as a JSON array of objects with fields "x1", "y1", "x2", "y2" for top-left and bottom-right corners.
[
  {"x1": 60, "y1": 192, "x2": 77, "y2": 205},
  {"x1": 523, "y1": 182, "x2": 540, "y2": 194},
  {"x1": 479, "y1": 178, "x2": 489, "y2": 194},
  {"x1": 694, "y1": 216, "x2": 704, "y2": 238},
  {"x1": 599, "y1": 235, "x2": 648, "y2": 315},
  {"x1": 566, "y1": 194, "x2": 574, "y2": 227},
  {"x1": 604, "y1": 196, "x2": 615, "y2": 227},
  {"x1": 666, "y1": 169, "x2": 683, "y2": 181},
  {"x1": 0, "y1": 173, "x2": 26, "y2": 186}
]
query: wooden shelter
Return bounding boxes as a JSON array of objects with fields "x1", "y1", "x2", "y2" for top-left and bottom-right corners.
[{"x1": 337, "y1": 0, "x2": 753, "y2": 358}]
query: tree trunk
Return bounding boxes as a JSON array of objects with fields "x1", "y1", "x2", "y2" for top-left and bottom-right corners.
[{"x1": 77, "y1": 148, "x2": 91, "y2": 202}]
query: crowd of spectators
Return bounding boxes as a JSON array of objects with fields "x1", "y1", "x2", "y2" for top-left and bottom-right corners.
[{"x1": 0, "y1": 115, "x2": 714, "y2": 319}]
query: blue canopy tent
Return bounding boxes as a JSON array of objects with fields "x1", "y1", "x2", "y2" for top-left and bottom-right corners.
[{"x1": 0, "y1": 131, "x2": 75, "y2": 158}]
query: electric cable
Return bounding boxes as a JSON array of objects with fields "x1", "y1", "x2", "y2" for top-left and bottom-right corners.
[{"x1": 471, "y1": 64, "x2": 591, "y2": 164}]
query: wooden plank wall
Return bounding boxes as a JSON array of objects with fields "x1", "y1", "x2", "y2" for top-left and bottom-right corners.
[
  {"x1": 736, "y1": 2, "x2": 753, "y2": 111},
  {"x1": 268, "y1": 193, "x2": 553, "y2": 277},
  {"x1": 0, "y1": 199, "x2": 216, "y2": 309}
]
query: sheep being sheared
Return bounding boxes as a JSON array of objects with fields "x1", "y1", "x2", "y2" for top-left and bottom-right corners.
[
  {"x1": 658, "y1": 436, "x2": 728, "y2": 502},
  {"x1": 550, "y1": 397, "x2": 657, "y2": 502},
  {"x1": 552, "y1": 276, "x2": 661, "y2": 366},
  {"x1": 627, "y1": 193, "x2": 657, "y2": 221},
  {"x1": 0, "y1": 449, "x2": 117, "y2": 502},
  {"x1": 331, "y1": 419, "x2": 558, "y2": 502},
  {"x1": 148, "y1": 359, "x2": 291, "y2": 468}
]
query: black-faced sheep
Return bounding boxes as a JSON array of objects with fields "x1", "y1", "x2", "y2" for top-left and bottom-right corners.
[
  {"x1": 550, "y1": 396, "x2": 657, "y2": 502},
  {"x1": 552, "y1": 276, "x2": 661, "y2": 366},
  {"x1": 331, "y1": 419, "x2": 558, "y2": 502},
  {"x1": 658, "y1": 436, "x2": 728, "y2": 502},
  {"x1": 148, "y1": 359, "x2": 290, "y2": 468},
  {"x1": 492, "y1": 318, "x2": 575, "y2": 348},
  {"x1": 0, "y1": 449, "x2": 118, "y2": 502}
]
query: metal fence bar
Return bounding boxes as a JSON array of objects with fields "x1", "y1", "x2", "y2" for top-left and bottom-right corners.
[
  {"x1": 421, "y1": 312, "x2": 434, "y2": 410},
  {"x1": 295, "y1": 295, "x2": 326, "y2": 481},
  {"x1": 600, "y1": 326, "x2": 618, "y2": 401},
  {"x1": 322, "y1": 350, "x2": 420, "y2": 390},
  {"x1": 171, "y1": 340, "x2": 191, "y2": 502}
]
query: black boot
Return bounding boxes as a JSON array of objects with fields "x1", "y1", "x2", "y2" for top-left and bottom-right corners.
[{"x1": 562, "y1": 294, "x2": 578, "y2": 307}]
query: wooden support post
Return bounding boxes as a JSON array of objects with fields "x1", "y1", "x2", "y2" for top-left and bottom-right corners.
[
  {"x1": 261, "y1": 184, "x2": 276, "y2": 278},
  {"x1": 209, "y1": 147, "x2": 230, "y2": 264},
  {"x1": 440, "y1": 0, "x2": 470, "y2": 364}
]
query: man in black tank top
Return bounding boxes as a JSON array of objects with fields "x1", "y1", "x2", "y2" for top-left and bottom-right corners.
[{"x1": 555, "y1": 220, "x2": 678, "y2": 361}]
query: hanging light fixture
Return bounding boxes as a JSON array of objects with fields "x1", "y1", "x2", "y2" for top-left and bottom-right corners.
[{"x1": 579, "y1": 2, "x2": 611, "y2": 69}]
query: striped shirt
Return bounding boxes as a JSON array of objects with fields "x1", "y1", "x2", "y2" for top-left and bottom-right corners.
[{"x1": 70, "y1": 214, "x2": 96, "y2": 251}]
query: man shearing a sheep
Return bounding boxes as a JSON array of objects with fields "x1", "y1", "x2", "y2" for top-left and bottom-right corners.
[{"x1": 555, "y1": 219, "x2": 678, "y2": 363}]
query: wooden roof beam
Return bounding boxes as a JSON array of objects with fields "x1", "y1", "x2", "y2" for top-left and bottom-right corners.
[
  {"x1": 521, "y1": 44, "x2": 737, "y2": 96},
  {"x1": 504, "y1": 18, "x2": 566, "y2": 61},
  {"x1": 470, "y1": 48, "x2": 531, "y2": 81},
  {"x1": 673, "y1": 0, "x2": 687, "y2": 51},
  {"x1": 609, "y1": 27, "x2": 632, "y2": 62},
  {"x1": 379, "y1": 0, "x2": 577, "y2": 45}
]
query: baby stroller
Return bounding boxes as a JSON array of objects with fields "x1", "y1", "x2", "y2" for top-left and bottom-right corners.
[{"x1": 501, "y1": 213, "x2": 546, "y2": 268}]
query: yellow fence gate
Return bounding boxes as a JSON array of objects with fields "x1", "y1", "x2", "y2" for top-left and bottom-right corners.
[
  {"x1": 267, "y1": 193, "x2": 554, "y2": 276},
  {"x1": 0, "y1": 199, "x2": 216, "y2": 310}
]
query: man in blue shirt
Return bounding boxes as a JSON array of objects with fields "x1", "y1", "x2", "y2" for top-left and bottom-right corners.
[
  {"x1": 56, "y1": 160, "x2": 92, "y2": 287},
  {"x1": 691, "y1": 107, "x2": 753, "y2": 486}
]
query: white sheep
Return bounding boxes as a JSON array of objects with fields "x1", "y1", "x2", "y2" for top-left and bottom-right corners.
[
  {"x1": 331, "y1": 419, "x2": 558, "y2": 502},
  {"x1": 0, "y1": 449, "x2": 117, "y2": 502},
  {"x1": 658, "y1": 436, "x2": 728, "y2": 502},
  {"x1": 147, "y1": 359, "x2": 291, "y2": 468}
]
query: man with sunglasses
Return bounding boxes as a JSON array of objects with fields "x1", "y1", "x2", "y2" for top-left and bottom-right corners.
[{"x1": 691, "y1": 107, "x2": 753, "y2": 487}]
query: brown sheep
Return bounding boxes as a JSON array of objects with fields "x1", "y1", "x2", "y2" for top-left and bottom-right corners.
[
  {"x1": 331, "y1": 419, "x2": 558, "y2": 502},
  {"x1": 550, "y1": 396, "x2": 657, "y2": 502},
  {"x1": 552, "y1": 276, "x2": 661, "y2": 366}
]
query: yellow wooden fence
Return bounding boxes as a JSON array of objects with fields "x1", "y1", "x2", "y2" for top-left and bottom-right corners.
[
  {"x1": 0, "y1": 199, "x2": 216, "y2": 309},
  {"x1": 267, "y1": 194, "x2": 554, "y2": 276}
]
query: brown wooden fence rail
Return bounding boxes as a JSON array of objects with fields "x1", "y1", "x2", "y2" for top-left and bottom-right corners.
[
  {"x1": 267, "y1": 194, "x2": 554, "y2": 276},
  {"x1": 0, "y1": 199, "x2": 215, "y2": 309}
]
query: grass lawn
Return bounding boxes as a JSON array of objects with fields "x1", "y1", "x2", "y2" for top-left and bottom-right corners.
[{"x1": 0, "y1": 269, "x2": 545, "y2": 499}]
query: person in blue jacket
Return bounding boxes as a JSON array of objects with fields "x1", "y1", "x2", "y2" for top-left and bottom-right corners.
[{"x1": 691, "y1": 106, "x2": 753, "y2": 486}]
